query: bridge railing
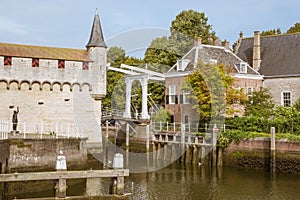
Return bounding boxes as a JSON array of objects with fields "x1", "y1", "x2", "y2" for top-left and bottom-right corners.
[
  {"x1": 0, "y1": 120, "x2": 81, "y2": 140},
  {"x1": 152, "y1": 121, "x2": 226, "y2": 133}
]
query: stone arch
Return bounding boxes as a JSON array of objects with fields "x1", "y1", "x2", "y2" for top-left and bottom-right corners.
[
  {"x1": 8, "y1": 79, "x2": 20, "y2": 90},
  {"x1": 31, "y1": 80, "x2": 42, "y2": 91},
  {"x1": 20, "y1": 80, "x2": 31, "y2": 91},
  {"x1": 62, "y1": 82, "x2": 72, "y2": 92},
  {"x1": 52, "y1": 81, "x2": 62, "y2": 92},
  {"x1": 81, "y1": 82, "x2": 92, "y2": 92},
  {"x1": 72, "y1": 82, "x2": 81, "y2": 92},
  {"x1": 42, "y1": 81, "x2": 52, "y2": 91},
  {"x1": 0, "y1": 79, "x2": 8, "y2": 90}
]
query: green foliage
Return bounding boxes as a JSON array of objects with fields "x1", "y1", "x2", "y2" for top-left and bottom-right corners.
[
  {"x1": 226, "y1": 103, "x2": 300, "y2": 135},
  {"x1": 184, "y1": 62, "x2": 246, "y2": 122},
  {"x1": 151, "y1": 107, "x2": 171, "y2": 122},
  {"x1": 170, "y1": 10, "x2": 216, "y2": 44},
  {"x1": 245, "y1": 88, "x2": 275, "y2": 118},
  {"x1": 261, "y1": 28, "x2": 281, "y2": 36},
  {"x1": 218, "y1": 129, "x2": 300, "y2": 148},
  {"x1": 144, "y1": 9, "x2": 217, "y2": 71},
  {"x1": 287, "y1": 22, "x2": 300, "y2": 34}
]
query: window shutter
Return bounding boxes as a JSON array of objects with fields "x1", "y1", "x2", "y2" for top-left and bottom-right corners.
[
  {"x1": 180, "y1": 94, "x2": 183, "y2": 104},
  {"x1": 175, "y1": 95, "x2": 178, "y2": 104},
  {"x1": 166, "y1": 95, "x2": 169, "y2": 104}
]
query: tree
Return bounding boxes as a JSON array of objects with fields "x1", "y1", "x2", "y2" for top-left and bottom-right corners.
[
  {"x1": 184, "y1": 62, "x2": 246, "y2": 122},
  {"x1": 287, "y1": 22, "x2": 300, "y2": 34},
  {"x1": 107, "y1": 46, "x2": 126, "y2": 65},
  {"x1": 170, "y1": 10, "x2": 216, "y2": 44},
  {"x1": 245, "y1": 88, "x2": 275, "y2": 118},
  {"x1": 261, "y1": 28, "x2": 281, "y2": 36},
  {"x1": 144, "y1": 10, "x2": 217, "y2": 70}
]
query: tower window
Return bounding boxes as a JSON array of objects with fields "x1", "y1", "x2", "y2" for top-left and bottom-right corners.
[
  {"x1": 58, "y1": 60, "x2": 65, "y2": 69},
  {"x1": 4, "y1": 56, "x2": 12, "y2": 66},
  {"x1": 32, "y1": 58, "x2": 39, "y2": 67}
]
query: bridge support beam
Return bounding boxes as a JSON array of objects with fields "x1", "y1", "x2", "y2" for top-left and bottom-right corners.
[
  {"x1": 140, "y1": 78, "x2": 150, "y2": 120},
  {"x1": 124, "y1": 79, "x2": 133, "y2": 118}
]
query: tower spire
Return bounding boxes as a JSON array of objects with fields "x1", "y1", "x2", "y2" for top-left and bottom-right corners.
[{"x1": 86, "y1": 9, "x2": 107, "y2": 48}]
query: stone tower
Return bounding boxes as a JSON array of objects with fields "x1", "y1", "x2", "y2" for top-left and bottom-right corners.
[
  {"x1": 86, "y1": 9, "x2": 107, "y2": 99},
  {"x1": 84, "y1": 10, "x2": 107, "y2": 152}
]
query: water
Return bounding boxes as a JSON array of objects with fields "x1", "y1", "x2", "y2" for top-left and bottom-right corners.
[
  {"x1": 3, "y1": 163, "x2": 300, "y2": 199},
  {"x1": 126, "y1": 163, "x2": 300, "y2": 200}
]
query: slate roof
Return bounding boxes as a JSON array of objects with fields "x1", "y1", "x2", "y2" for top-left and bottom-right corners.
[
  {"x1": 236, "y1": 33, "x2": 300, "y2": 77},
  {"x1": 86, "y1": 11, "x2": 107, "y2": 48},
  {"x1": 167, "y1": 44, "x2": 259, "y2": 75},
  {"x1": 0, "y1": 42, "x2": 91, "y2": 62}
]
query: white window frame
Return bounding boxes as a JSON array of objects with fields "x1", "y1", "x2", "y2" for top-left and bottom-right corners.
[
  {"x1": 282, "y1": 91, "x2": 292, "y2": 107},
  {"x1": 169, "y1": 85, "x2": 176, "y2": 104},
  {"x1": 182, "y1": 91, "x2": 190, "y2": 104},
  {"x1": 240, "y1": 62, "x2": 247, "y2": 73}
]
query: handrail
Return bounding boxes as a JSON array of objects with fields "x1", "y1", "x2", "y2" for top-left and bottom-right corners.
[{"x1": 0, "y1": 169, "x2": 129, "y2": 182}]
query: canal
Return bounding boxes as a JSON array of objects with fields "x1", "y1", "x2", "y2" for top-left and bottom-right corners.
[
  {"x1": 3, "y1": 162, "x2": 300, "y2": 199},
  {"x1": 126, "y1": 163, "x2": 299, "y2": 200}
]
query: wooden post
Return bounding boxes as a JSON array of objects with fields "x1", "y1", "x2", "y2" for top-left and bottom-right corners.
[
  {"x1": 126, "y1": 123, "x2": 130, "y2": 148},
  {"x1": 270, "y1": 127, "x2": 276, "y2": 173},
  {"x1": 56, "y1": 178, "x2": 67, "y2": 198},
  {"x1": 146, "y1": 125, "x2": 150, "y2": 153},
  {"x1": 217, "y1": 147, "x2": 223, "y2": 167}
]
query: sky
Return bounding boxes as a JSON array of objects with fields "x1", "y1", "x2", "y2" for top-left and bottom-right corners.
[{"x1": 0, "y1": 0, "x2": 299, "y2": 57}]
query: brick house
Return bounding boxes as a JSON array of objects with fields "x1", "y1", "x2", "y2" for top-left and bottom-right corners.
[
  {"x1": 236, "y1": 31, "x2": 300, "y2": 107},
  {"x1": 164, "y1": 38, "x2": 263, "y2": 123},
  {"x1": 0, "y1": 11, "x2": 107, "y2": 147}
]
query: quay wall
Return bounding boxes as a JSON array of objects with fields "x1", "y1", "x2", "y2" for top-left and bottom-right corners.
[
  {"x1": 5, "y1": 138, "x2": 88, "y2": 173},
  {"x1": 222, "y1": 138, "x2": 300, "y2": 174},
  {"x1": 0, "y1": 140, "x2": 9, "y2": 173}
]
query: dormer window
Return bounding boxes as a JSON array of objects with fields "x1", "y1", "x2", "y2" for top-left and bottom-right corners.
[
  {"x1": 4, "y1": 56, "x2": 12, "y2": 66},
  {"x1": 177, "y1": 59, "x2": 190, "y2": 71},
  {"x1": 240, "y1": 62, "x2": 247, "y2": 73}
]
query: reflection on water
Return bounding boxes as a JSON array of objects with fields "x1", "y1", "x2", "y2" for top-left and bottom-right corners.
[
  {"x1": 126, "y1": 163, "x2": 300, "y2": 200},
  {"x1": 2, "y1": 162, "x2": 299, "y2": 200}
]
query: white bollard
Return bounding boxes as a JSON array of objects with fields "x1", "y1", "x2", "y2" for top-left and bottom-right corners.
[
  {"x1": 56, "y1": 150, "x2": 67, "y2": 171},
  {"x1": 112, "y1": 153, "x2": 124, "y2": 169}
]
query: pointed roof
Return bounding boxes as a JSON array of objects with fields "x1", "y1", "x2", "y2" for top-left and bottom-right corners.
[{"x1": 86, "y1": 10, "x2": 107, "y2": 48}]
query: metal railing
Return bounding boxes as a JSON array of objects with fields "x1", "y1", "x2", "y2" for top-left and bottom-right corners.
[
  {"x1": 0, "y1": 120, "x2": 80, "y2": 140},
  {"x1": 151, "y1": 121, "x2": 226, "y2": 133}
]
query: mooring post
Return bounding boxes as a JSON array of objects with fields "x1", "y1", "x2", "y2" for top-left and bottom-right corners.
[
  {"x1": 126, "y1": 123, "x2": 130, "y2": 148},
  {"x1": 110, "y1": 153, "x2": 125, "y2": 195},
  {"x1": 146, "y1": 125, "x2": 150, "y2": 153},
  {"x1": 211, "y1": 124, "x2": 218, "y2": 167},
  {"x1": 270, "y1": 127, "x2": 276, "y2": 173}
]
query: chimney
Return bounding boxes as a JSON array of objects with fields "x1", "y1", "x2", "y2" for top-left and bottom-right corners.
[
  {"x1": 253, "y1": 31, "x2": 261, "y2": 71},
  {"x1": 221, "y1": 40, "x2": 230, "y2": 50},
  {"x1": 194, "y1": 37, "x2": 202, "y2": 46}
]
